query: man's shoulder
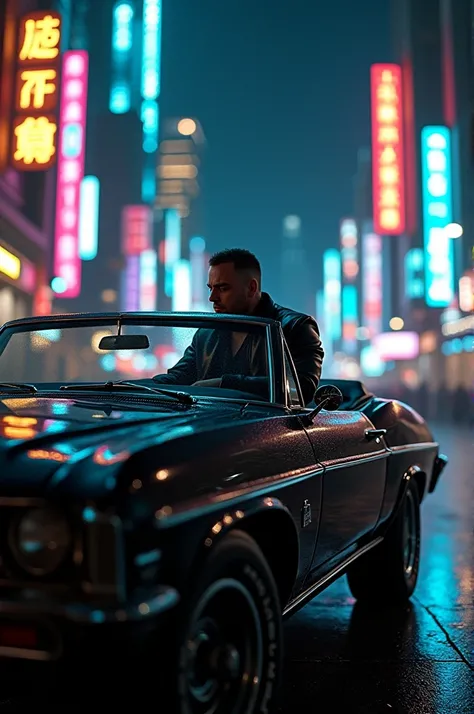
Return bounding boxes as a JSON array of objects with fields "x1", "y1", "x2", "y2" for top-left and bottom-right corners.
[{"x1": 271, "y1": 301, "x2": 319, "y2": 334}]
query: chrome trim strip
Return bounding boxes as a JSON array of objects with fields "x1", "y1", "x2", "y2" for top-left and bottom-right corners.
[
  {"x1": 0, "y1": 586, "x2": 179, "y2": 628},
  {"x1": 265, "y1": 323, "x2": 275, "y2": 404},
  {"x1": 157, "y1": 450, "x2": 393, "y2": 528},
  {"x1": 156, "y1": 465, "x2": 325, "y2": 528},
  {"x1": 389, "y1": 441, "x2": 438, "y2": 454},
  {"x1": 323, "y1": 450, "x2": 389, "y2": 471},
  {"x1": 283, "y1": 536, "x2": 384, "y2": 617}
]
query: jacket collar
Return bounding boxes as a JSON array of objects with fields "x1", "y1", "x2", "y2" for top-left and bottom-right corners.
[{"x1": 253, "y1": 292, "x2": 275, "y2": 318}]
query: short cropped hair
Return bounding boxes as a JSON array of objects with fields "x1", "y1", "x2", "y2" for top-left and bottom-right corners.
[{"x1": 209, "y1": 248, "x2": 261, "y2": 284}]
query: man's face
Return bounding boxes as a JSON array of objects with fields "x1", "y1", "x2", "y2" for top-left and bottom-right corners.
[{"x1": 208, "y1": 262, "x2": 258, "y2": 314}]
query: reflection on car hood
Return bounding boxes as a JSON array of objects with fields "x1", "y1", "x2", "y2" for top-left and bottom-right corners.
[{"x1": 0, "y1": 395, "x2": 242, "y2": 499}]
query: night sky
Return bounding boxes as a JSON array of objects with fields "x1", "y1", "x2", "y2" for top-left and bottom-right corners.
[{"x1": 162, "y1": 0, "x2": 392, "y2": 297}]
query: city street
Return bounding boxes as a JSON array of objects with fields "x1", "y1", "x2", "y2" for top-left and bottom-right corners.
[{"x1": 0, "y1": 421, "x2": 472, "y2": 713}]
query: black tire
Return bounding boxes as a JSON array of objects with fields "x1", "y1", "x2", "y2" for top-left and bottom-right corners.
[
  {"x1": 347, "y1": 478, "x2": 421, "y2": 603},
  {"x1": 172, "y1": 529, "x2": 283, "y2": 714}
]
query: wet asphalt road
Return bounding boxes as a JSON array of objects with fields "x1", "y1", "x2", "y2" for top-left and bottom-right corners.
[
  {"x1": 279, "y1": 422, "x2": 473, "y2": 714},
  {"x1": 0, "y1": 422, "x2": 472, "y2": 713}
]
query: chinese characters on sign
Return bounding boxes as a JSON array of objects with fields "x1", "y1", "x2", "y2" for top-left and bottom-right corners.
[
  {"x1": 11, "y1": 11, "x2": 61, "y2": 170},
  {"x1": 53, "y1": 50, "x2": 89, "y2": 298},
  {"x1": 370, "y1": 64, "x2": 406, "y2": 235},
  {"x1": 420, "y1": 126, "x2": 454, "y2": 308}
]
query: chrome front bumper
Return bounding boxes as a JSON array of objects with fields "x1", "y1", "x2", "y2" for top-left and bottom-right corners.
[{"x1": 0, "y1": 585, "x2": 179, "y2": 661}]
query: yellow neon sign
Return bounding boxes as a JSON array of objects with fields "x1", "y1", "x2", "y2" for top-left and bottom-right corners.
[
  {"x1": 19, "y1": 14, "x2": 60, "y2": 62},
  {"x1": 18, "y1": 68, "x2": 57, "y2": 109},
  {"x1": 11, "y1": 11, "x2": 61, "y2": 171},
  {"x1": 13, "y1": 116, "x2": 57, "y2": 166},
  {"x1": 0, "y1": 246, "x2": 21, "y2": 280}
]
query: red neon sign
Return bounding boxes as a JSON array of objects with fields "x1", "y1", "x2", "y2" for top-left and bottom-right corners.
[{"x1": 371, "y1": 64, "x2": 405, "y2": 235}]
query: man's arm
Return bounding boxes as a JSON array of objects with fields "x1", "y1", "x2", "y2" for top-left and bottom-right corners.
[
  {"x1": 287, "y1": 317, "x2": 324, "y2": 405},
  {"x1": 152, "y1": 334, "x2": 198, "y2": 385}
]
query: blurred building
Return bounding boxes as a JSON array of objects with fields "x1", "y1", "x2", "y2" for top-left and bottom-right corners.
[
  {"x1": 280, "y1": 215, "x2": 309, "y2": 315},
  {"x1": 154, "y1": 116, "x2": 208, "y2": 311}
]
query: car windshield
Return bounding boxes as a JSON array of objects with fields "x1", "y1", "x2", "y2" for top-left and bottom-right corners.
[{"x1": 0, "y1": 315, "x2": 272, "y2": 402}]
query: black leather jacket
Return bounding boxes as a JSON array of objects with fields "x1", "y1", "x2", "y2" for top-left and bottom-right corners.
[{"x1": 153, "y1": 293, "x2": 324, "y2": 405}]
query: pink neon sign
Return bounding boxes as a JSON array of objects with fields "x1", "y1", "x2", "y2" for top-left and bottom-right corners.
[{"x1": 53, "y1": 50, "x2": 89, "y2": 298}]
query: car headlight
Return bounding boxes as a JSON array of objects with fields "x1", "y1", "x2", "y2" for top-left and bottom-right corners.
[{"x1": 9, "y1": 507, "x2": 72, "y2": 576}]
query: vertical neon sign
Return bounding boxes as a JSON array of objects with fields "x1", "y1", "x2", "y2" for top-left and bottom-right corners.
[
  {"x1": 165, "y1": 208, "x2": 181, "y2": 297},
  {"x1": 371, "y1": 64, "x2": 406, "y2": 235},
  {"x1": 323, "y1": 249, "x2": 342, "y2": 341},
  {"x1": 78, "y1": 175, "x2": 100, "y2": 260},
  {"x1": 404, "y1": 247, "x2": 424, "y2": 299},
  {"x1": 189, "y1": 236, "x2": 206, "y2": 310},
  {"x1": 109, "y1": 2, "x2": 134, "y2": 113},
  {"x1": 420, "y1": 126, "x2": 454, "y2": 308},
  {"x1": 53, "y1": 50, "x2": 89, "y2": 298},
  {"x1": 141, "y1": 0, "x2": 162, "y2": 202},
  {"x1": 139, "y1": 249, "x2": 157, "y2": 310},
  {"x1": 362, "y1": 230, "x2": 383, "y2": 338}
]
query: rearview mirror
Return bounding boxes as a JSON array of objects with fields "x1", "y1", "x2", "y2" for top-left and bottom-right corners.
[{"x1": 98, "y1": 334, "x2": 150, "y2": 350}]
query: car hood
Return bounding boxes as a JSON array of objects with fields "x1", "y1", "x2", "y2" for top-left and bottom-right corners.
[{"x1": 0, "y1": 394, "x2": 239, "y2": 499}]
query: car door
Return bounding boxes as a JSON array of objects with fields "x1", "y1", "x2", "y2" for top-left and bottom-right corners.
[
  {"x1": 283, "y1": 344, "x2": 388, "y2": 569},
  {"x1": 305, "y1": 407, "x2": 388, "y2": 568}
]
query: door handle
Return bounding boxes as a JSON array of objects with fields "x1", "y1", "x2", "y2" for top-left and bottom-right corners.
[{"x1": 365, "y1": 428, "x2": 387, "y2": 443}]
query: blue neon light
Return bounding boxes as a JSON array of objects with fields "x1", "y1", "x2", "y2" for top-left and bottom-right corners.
[
  {"x1": 110, "y1": 84, "x2": 130, "y2": 113},
  {"x1": 141, "y1": 99, "x2": 159, "y2": 153},
  {"x1": 323, "y1": 249, "x2": 342, "y2": 341},
  {"x1": 51, "y1": 276, "x2": 67, "y2": 294},
  {"x1": 141, "y1": 166, "x2": 156, "y2": 203},
  {"x1": 190, "y1": 236, "x2": 205, "y2": 254},
  {"x1": 342, "y1": 285, "x2": 358, "y2": 321},
  {"x1": 404, "y1": 248, "x2": 424, "y2": 299},
  {"x1": 141, "y1": 0, "x2": 162, "y2": 100},
  {"x1": 421, "y1": 126, "x2": 455, "y2": 308},
  {"x1": 79, "y1": 176, "x2": 100, "y2": 261},
  {"x1": 113, "y1": 3, "x2": 134, "y2": 51},
  {"x1": 109, "y1": 2, "x2": 134, "y2": 114}
]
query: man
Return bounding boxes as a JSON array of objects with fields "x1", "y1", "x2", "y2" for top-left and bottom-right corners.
[{"x1": 153, "y1": 248, "x2": 324, "y2": 405}]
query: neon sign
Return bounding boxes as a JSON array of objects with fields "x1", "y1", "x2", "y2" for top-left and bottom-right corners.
[
  {"x1": 52, "y1": 50, "x2": 89, "y2": 298},
  {"x1": 420, "y1": 126, "x2": 454, "y2": 308},
  {"x1": 323, "y1": 249, "x2": 342, "y2": 341},
  {"x1": 0, "y1": 245, "x2": 21, "y2": 280},
  {"x1": 121, "y1": 205, "x2": 153, "y2": 255},
  {"x1": 340, "y1": 218, "x2": 359, "y2": 280},
  {"x1": 11, "y1": 11, "x2": 61, "y2": 170},
  {"x1": 370, "y1": 64, "x2": 406, "y2": 235},
  {"x1": 362, "y1": 229, "x2": 382, "y2": 338},
  {"x1": 139, "y1": 250, "x2": 157, "y2": 310},
  {"x1": 109, "y1": 2, "x2": 134, "y2": 114}
]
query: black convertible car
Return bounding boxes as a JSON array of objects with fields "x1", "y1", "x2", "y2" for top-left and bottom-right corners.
[{"x1": 0, "y1": 312, "x2": 446, "y2": 712}]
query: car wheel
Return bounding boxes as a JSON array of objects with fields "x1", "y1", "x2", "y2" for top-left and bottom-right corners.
[
  {"x1": 347, "y1": 478, "x2": 421, "y2": 603},
  {"x1": 174, "y1": 529, "x2": 283, "y2": 714}
]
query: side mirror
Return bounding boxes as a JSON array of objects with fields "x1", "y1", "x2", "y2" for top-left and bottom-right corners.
[{"x1": 303, "y1": 384, "x2": 343, "y2": 424}]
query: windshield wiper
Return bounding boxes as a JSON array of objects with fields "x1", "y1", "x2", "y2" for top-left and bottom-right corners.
[
  {"x1": 0, "y1": 382, "x2": 37, "y2": 393},
  {"x1": 59, "y1": 380, "x2": 195, "y2": 405}
]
